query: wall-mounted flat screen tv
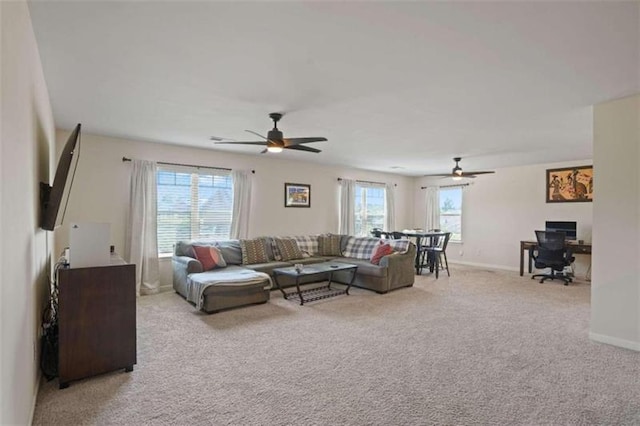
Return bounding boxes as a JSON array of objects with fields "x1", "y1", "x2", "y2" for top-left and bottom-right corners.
[
  {"x1": 545, "y1": 221, "x2": 577, "y2": 240},
  {"x1": 40, "y1": 124, "x2": 81, "y2": 231}
]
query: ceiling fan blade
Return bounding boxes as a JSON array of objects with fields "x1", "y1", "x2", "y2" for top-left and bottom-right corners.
[
  {"x1": 284, "y1": 137, "x2": 328, "y2": 146},
  {"x1": 423, "y1": 173, "x2": 455, "y2": 177},
  {"x1": 285, "y1": 144, "x2": 322, "y2": 153},
  {"x1": 460, "y1": 171, "x2": 495, "y2": 176},
  {"x1": 245, "y1": 130, "x2": 269, "y2": 140},
  {"x1": 214, "y1": 141, "x2": 268, "y2": 146}
]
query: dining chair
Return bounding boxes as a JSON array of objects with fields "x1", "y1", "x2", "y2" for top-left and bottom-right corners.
[
  {"x1": 419, "y1": 232, "x2": 451, "y2": 278},
  {"x1": 391, "y1": 231, "x2": 408, "y2": 240}
]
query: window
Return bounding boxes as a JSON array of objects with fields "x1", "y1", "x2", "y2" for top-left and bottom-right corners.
[
  {"x1": 157, "y1": 167, "x2": 233, "y2": 255},
  {"x1": 354, "y1": 184, "x2": 386, "y2": 237},
  {"x1": 439, "y1": 187, "x2": 462, "y2": 242}
]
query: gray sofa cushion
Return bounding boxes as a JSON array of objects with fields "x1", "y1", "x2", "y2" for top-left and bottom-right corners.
[
  {"x1": 243, "y1": 261, "x2": 292, "y2": 276},
  {"x1": 293, "y1": 256, "x2": 333, "y2": 265},
  {"x1": 333, "y1": 257, "x2": 388, "y2": 278}
]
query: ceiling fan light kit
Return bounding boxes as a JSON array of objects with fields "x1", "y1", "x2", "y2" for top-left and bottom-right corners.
[{"x1": 213, "y1": 112, "x2": 327, "y2": 154}]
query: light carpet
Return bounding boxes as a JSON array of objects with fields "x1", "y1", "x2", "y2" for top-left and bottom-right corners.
[{"x1": 33, "y1": 265, "x2": 640, "y2": 425}]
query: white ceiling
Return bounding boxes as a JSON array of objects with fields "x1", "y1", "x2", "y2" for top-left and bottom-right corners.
[{"x1": 29, "y1": 1, "x2": 639, "y2": 176}]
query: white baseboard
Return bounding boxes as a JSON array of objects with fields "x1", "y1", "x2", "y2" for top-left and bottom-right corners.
[
  {"x1": 448, "y1": 260, "x2": 519, "y2": 273},
  {"x1": 29, "y1": 374, "x2": 41, "y2": 426},
  {"x1": 589, "y1": 332, "x2": 640, "y2": 352}
]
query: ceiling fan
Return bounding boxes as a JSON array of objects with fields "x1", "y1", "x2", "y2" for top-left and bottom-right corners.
[
  {"x1": 212, "y1": 112, "x2": 327, "y2": 154},
  {"x1": 425, "y1": 157, "x2": 495, "y2": 180}
]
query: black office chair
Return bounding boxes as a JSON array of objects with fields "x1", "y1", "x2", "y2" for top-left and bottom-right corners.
[
  {"x1": 531, "y1": 230, "x2": 574, "y2": 285},
  {"x1": 418, "y1": 232, "x2": 451, "y2": 278}
]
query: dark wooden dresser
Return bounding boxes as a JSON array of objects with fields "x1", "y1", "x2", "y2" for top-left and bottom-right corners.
[{"x1": 58, "y1": 256, "x2": 136, "y2": 388}]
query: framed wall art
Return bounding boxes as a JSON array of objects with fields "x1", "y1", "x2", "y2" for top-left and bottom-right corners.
[
  {"x1": 546, "y1": 165, "x2": 593, "y2": 203},
  {"x1": 284, "y1": 183, "x2": 310, "y2": 207}
]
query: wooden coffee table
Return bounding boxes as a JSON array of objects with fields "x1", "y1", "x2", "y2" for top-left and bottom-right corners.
[{"x1": 272, "y1": 262, "x2": 358, "y2": 305}]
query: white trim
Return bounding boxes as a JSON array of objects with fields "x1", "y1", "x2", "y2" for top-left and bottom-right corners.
[
  {"x1": 29, "y1": 374, "x2": 41, "y2": 426},
  {"x1": 589, "y1": 332, "x2": 640, "y2": 352},
  {"x1": 448, "y1": 260, "x2": 519, "y2": 273},
  {"x1": 159, "y1": 284, "x2": 173, "y2": 293}
]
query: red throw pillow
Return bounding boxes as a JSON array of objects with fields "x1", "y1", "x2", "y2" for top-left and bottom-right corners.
[
  {"x1": 192, "y1": 245, "x2": 227, "y2": 271},
  {"x1": 370, "y1": 242, "x2": 393, "y2": 265}
]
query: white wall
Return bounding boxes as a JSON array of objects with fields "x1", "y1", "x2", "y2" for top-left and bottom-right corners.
[
  {"x1": 54, "y1": 132, "x2": 414, "y2": 290},
  {"x1": 1, "y1": 1, "x2": 56, "y2": 424},
  {"x1": 591, "y1": 94, "x2": 640, "y2": 351},
  {"x1": 414, "y1": 161, "x2": 593, "y2": 277}
]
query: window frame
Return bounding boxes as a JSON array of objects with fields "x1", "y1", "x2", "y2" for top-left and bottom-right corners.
[
  {"x1": 354, "y1": 183, "x2": 387, "y2": 237},
  {"x1": 156, "y1": 166, "x2": 233, "y2": 256},
  {"x1": 439, "y1": 186, "x2": 463, "y2": 242}
]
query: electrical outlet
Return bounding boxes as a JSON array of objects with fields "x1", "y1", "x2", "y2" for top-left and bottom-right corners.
[{"x1": 459, "y1": 250, "x2": 464, "y2": 256}]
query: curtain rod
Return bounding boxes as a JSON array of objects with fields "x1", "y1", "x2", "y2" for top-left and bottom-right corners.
[
  {"x1": 337, "y1": 178, "x2": 397, "y2": 187},
  {"x1": 421, "y1": 183, "x2": 470, "y2": 189},
  {"x1": 122, "y1": 157, "x2": 254, "y2": 173}
]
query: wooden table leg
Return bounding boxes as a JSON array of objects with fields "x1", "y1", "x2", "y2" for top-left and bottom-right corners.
[{"x1": 519, "y1": 243, "x2": 525, "y2": 276}]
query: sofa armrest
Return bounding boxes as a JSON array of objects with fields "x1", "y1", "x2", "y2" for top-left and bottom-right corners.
[
  {"x1": 378, "y1": 244, "x2": 414, "y2": 268},
  {"x1": 172, "y1": 255, "x2": 204, "y2": 298},
  {"x1": 379, "y1": 243, "x2": 416, "y2": 290},
  {"x1": 173, "y1": 255, "x2": 203, "y2": 274}
]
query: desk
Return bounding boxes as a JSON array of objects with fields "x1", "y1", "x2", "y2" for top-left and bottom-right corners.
[{"x1": 519, "y1": 240, "x2": 592, "y2": 276}]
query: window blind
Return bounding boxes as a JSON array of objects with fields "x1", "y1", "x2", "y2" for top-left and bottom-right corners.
[
  {"x1": 157, "y1": 165, "x2": 233, "y2": 255},
  {"x1": 354, "y1": 183, "x2": 386, "y2": 237}
]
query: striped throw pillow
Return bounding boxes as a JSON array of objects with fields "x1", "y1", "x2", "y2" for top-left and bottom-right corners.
[
  {"x1": 318, "y1": 234, "x2": 342, "y2": 256},
  {"x1": 387, "y1": 239, "x2": 411, "y2": 253},
  {"x1": 291, "y1": 235, "x2": 319, "y2": 256},
  {"x1": 240, "y1": 238, "x2": 270, "y2": 265},
  {"x1": 274, "y1": 238, "x2": 303, "y2": 261},
  {"x1": 343, "y1": 236, "x2": 381, "y2": 260}
]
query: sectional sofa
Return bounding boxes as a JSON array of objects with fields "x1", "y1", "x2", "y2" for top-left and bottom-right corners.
[{"x1": 172, "y1": 235, "x2": 416, "y2": 313}]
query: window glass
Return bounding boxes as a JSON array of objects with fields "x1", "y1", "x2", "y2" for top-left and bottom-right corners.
[
  {"x1": 354, "y1": 184, "x2": 386, "y2": 237},
  {"x1": 157, "y1": 167, "x2": 232, "y2": 255},
  {"x1": 439, "y1": 187, "x2": 462, "y2": 241}
]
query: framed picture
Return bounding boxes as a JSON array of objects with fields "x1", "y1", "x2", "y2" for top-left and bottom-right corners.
[
  {"x1": 284, "y1": 183, "x2": 311, "y2": 208},
  {"x1": 546, "y1": 165, "x2": 593, "y2": 203}
]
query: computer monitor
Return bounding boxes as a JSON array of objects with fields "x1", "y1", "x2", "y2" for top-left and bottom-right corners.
[{"x1": 545, "y1": 221, "x2": 577, "y2": 240}]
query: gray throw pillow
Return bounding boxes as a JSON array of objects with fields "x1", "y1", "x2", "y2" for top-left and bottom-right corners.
[{"x1": 215, "y1": 240, "x2": 243, "y2": 265}]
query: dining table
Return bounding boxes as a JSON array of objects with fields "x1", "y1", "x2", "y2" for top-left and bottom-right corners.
[{"x1": 397, "y1": 230, "x2": 445, "y2": 275}]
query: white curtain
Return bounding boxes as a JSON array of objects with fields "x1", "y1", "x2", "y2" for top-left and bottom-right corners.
[
  {"x1": 384, "y1": 183, "x2": 396, "y2": 231},
  {"x1": 424, "y1": 186, "x2": 440, "y2": 231},
  {"x1": 338, "y1": 179, "x2": 356, "y2": 235},
  {"x1": 230, "y1": 169, "x2": 252, "y2": 239},
  {"x1": 125, "y1": 159, "x2": 160, "y2": 296}
]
